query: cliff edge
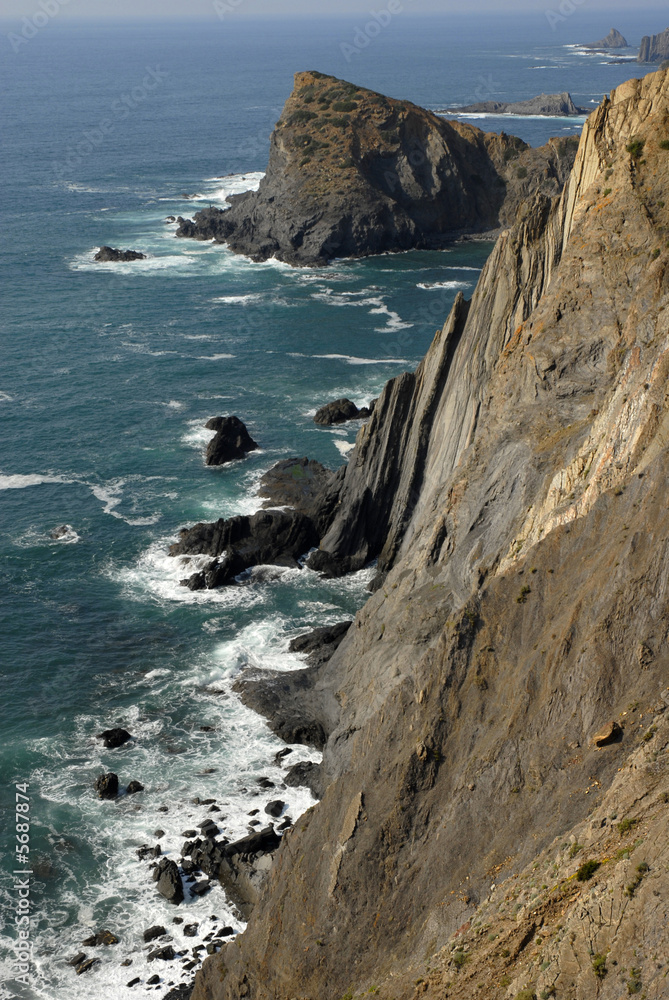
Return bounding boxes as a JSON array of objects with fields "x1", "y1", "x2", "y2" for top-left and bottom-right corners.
[{"x1": 192, "y1": 69, "x2": 669, "y2": 1000}]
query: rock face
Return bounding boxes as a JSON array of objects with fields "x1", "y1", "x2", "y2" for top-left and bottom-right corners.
[
  {"x1": 450, "y1": 92, "x2": 586, "y2": 116},
  {"x1": 638, "y1": 27, "x2": 669, "y2": 63},
  {"x1": 94, "y1": 246, "x2": 146, "y2": 262},
  {"x1": 204, "y1": 416, "x2": 258, "y2": 467},
  {"x1": 191, "y1": 69, "x2": 669, "y2": 1000},
  {"x1": 176, "y1": 71, "x2": 578, "y2": 266},
  {"x1": 585, "y1": 28, "x2": 629, "y2": 49}
]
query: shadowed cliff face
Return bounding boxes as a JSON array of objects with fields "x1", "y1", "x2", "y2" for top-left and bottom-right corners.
[
  {"x1": 192, "y1": 69, "x2": 669, "y2": 1000},
  {"x1": 176, "y1": 71, "x2": 577, "y2": 266}
]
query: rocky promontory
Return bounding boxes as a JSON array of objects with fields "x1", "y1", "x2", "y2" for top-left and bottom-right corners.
[
  {"x1": 638, "y1": 26, "x2": 669, "y2": 63},
  {"x1": 175, "y1": 71, "x2": 578, "y2": 266},
  {"x1": 584, "y1": 27, "x2": 628, "y2": 49},
  {"x1": 445, "y1": 91, "x2": 587, "y2": 116}
]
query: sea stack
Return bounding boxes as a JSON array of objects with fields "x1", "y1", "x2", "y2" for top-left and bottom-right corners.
[
  {"x1": 638, "y1": 26, "x2": 669, "y2": 63},
  {"x1": 585, "y1": 27, "x2": 628, "y2": 49}
]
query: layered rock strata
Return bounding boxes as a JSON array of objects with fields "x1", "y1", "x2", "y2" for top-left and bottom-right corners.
[
  {"x1": 191, "y1": 68, "x2": 669, "y2": 1000},
  {"x1": 638, "y1": 26, "x2": 669, "y2": 63}
]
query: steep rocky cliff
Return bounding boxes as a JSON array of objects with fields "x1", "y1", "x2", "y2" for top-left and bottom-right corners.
[
  {"x1": 638, "y1": 27, "x2": 669, "y2": 63},
  {"x1": 176, "y1": 71, "x2": 577, "y2": 266},
  {"x1": 192, "y1": 69, "x2": 669, "y2": 1000}
]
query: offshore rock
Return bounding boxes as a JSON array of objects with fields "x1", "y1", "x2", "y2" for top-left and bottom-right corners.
[
  {"x1": 97, "y1": 727, "x2": 132, "y2": 748},
  {"x1": 204, "y1": 416, "x2": 258, "y2": 467},
  {"x1": 638, "y1": 26, "x2": 669, "y2": 63},
  {"x1": 176, "y1": 71, "x2": 578, "y2": 266},
  {"x1": 313, "y1": 398, "x2": 361, "y2": 424},
  {"x1": 94, "y1": 773, "x2": 118, "y2": 799},
  {"x1": 585, "y1": 28, "x2": 629, "y2": 49},
  {"x1": 94, "y1": 246, "x2": 145, "y2": 262},
  {"x1": 451, "y1": 92, "x2": 587, "y2": 116},
  {"x1": 155, "y1": 859, "x2": 184, "y2": 905}
]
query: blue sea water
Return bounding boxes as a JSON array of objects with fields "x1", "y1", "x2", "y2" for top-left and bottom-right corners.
[{"x1": 0, "y1": 9, "x2": 662, "y2": 998}]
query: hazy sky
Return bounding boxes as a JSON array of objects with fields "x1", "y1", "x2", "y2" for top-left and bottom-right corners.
[{"x1": 1, "y1": 0, "x2": 668, "y2": 18}]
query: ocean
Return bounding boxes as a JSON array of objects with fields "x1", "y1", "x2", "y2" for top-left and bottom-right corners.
[{"x1": 0, "y1": 8, "x2": 661, "y2": 998}]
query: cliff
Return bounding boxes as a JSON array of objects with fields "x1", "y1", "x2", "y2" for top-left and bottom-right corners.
[
  {"x1": 585, "y1": 28, "x2": 629, "y2": 49},
  {"x1": 638, "y1": 27, "x2": 669, "y2": 63},
  {"x1": 176, "y1": 72, "x2": 577, "y2": 266},
  {"x1": 192, "y1": 68, "x2": 669, "y2": 1000}
]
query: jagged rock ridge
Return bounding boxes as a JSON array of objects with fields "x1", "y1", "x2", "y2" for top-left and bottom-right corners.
[
  {"x1": 638, "y1": 26, "x2": 669, "y2": 63},
  {"x1": 176, "y1": 71, "x2": 578, "y2": 266},
  {"x1": 447, "y1": 92, "x2": 586, "y2": 116},
  {"x1": 189, "y1": 67, "x2": 669, "y2": 1000}
]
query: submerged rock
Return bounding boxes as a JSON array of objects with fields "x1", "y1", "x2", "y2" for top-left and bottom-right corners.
[
  {"x1": 97, "y1": 727, "x2": 132, "y2": 748},
  {"x1": 82, "y1": 930, "x2": 118, "y2": 947},
  {"x1": 94, "y1": 246, "x2": 146, "y2": 262},
  {"x1": 126, "y1": 780, "x2": 144, "y2": 794},
  {"x1": 204, "y1": 416, "x2": 258, "y2": 467}
]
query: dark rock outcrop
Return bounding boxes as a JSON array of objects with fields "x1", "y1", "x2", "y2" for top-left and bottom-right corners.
[
  {"x1": 204, "y1": 416, "x2": 258, "y2": 467},
  {"x1": 143, "y1": 925, "x2": 167, "y2": 943},
  {"x1": 283, "y1": 761, "x2": 324, "y2": 799},
  {"x1": 176, "y1": 71, "x2": 578, "y2": 266},
  {"x1": 257, "y1": 457, "x2": 333, "y2": 519},
  {"x1": 82, "y1": 930, "x2": 118, "y2": 947},
  {"x1": 288, "y1": 621, "x2": 353, "y2": 666},
  {"x1": 638, "y1": 27, "x2": 669, "y2": 63},
  {"x1": 94, "y1": 773, "x2": 118, "y2": 799},
  {"x1": 171, "y1": 509, "x2": 320, "y2": 590},
  {"x1": 126, "y1": 780, "x2": 144, "y2": 794},
  {"x1": 313, "y1": 398, "x2": 360, "y2": 424},
  {"x1": 448, "y1": 92, "x2": 587, "y2": 116},
  {"x1": 155, "y1": 859, "x2": 184, "y2": 905},
  {"x1": 94, "y1": 246, "x2": 146, "y2": 262},
  {"x1": 585, "y1": 28, "x2": 628, "y2": 49},
  {"x1": 97, "y1": 727, "x2": 132, "y2": 748}
]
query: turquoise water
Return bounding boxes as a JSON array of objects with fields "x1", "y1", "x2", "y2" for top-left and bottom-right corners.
[{"x1": 0, "y1": 11, "x2": 659, "y2": 999}]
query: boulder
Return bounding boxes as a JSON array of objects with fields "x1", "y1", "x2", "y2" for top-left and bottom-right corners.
[
  {"x1": 126, "y1": 780, "x2": 144, "y2": 794},
  {"x1": 264, "y1": 800, "x2": 286, "y2": 818},
  {"x1": 97, "y1": 728, "x2": 132, "y2": 748},
  {"x1": 66, "y1": 952, "x2": 87, "y2": 967},
  {"x1": 143, "y1": 925, "x2": 167, "y2": 943},
  {"x1": 147, "y1": 945, "x2": 176, "y2": 961},
  {"x1": 183, "y1": 923, "x2": 199, "y2": 937},
  {"x1": 155, "y1": 859, "x2": 184, "y2": 904},
  {"x1": 74, "y1": 958, "x2": 99, "y2": 974},
  {"x1": 82, "y1": 930, "x2": 118, "y2": 947},
  {"x1": 94, "y1": 246, "x2": 146, "y2": 262},
  {"x1": 204, "y1": 415, "x2": 258, "y2": 467},
  {"x1": 592, "y1": 720, "x2": 622, "y2": 747},
  {"x1": 94, "y1": 773, "x2": 118, "y2": 799},
  {"x1": 313, "y1": 398, "x2": 360, "y2": 425}
]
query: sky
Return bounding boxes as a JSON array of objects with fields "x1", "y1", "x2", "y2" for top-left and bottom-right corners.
[{"x1": 0, "y1": 0, "x2": 668, "y2": 19}]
